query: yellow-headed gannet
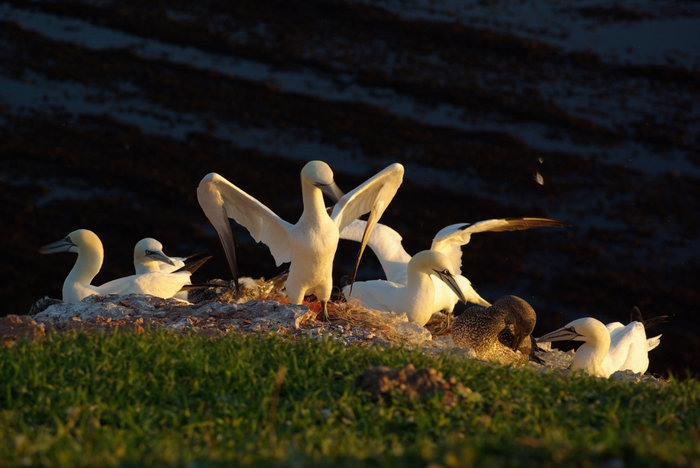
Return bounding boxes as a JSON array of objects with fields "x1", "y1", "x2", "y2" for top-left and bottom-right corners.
[
  {"x1": 133, "y1": 237, "x2": 192, "y2": 300},
  {"x1": 340, "y1": 217, "x2": 566, "y2": 316},
  {"x1": 343, "y1": 250, "x2": 467, "y2": 326},
  {"x1": 536, "y1": 316, "x2": 660, "y2": 378},
  {"x1": 451, "y1": 295, "x2": 536, "y2": 366},
  {"x1": 196, "y1": 160, "x2": 404, "y2": 320},
  {"x1": 40, "y1": 229, "x2": 207, "y2": 303}
]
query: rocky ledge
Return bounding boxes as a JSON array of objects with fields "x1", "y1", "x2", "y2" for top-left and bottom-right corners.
[{"x1": 2, "y1": 289, "x2": 664, "y2": 385}]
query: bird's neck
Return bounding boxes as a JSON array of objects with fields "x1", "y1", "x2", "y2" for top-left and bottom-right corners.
[
  {"x1": 134, "y1": 260, "x2": 159, "y2": 274},
  {"x1": 300, "y1": 182, "x2": 329, "y2": 223},
  {"x1": 66, "y1": 244, "x2": 103, "y2": 288},
  {"x1": 402, "y1": 270, "x2": 435, "y2": 323},
  {"x1": 573, "y1": 332, "x2": 611, "y2": 377},
  {"x1": 405, "y1": 270, "x2": 434, "y2": 303}
]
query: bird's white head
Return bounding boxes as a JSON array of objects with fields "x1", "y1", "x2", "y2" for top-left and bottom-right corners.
[
  {"x1": 301, "y1": 160, "x2": 344, "y2": 202},
  {"x1": 537, "y1": 317, "x2": 607, "y2": 344},
  {"x1": 134, "y1": 238, "x2": 175, "y2": 268},
  {"x1": 410, "y1": 249, "x2": 452, "y2": 272},
  {"x1": 39, "y1": 229, "x2": 101, "y2": 255},
  {"x1": 410, "y1": 250, "x2": 468, "y2": 304}
]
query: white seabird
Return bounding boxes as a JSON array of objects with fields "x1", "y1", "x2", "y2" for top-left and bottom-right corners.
[
  {"x1": 340, "y1": 217, "x2": 566, "y2": 316},
  {"x1": 196, "y1": 160, "x2": 404, "y2": 320},
  {"x1": 343, "y1": 249, "x2": 467, "y2": 326},
  {"x1": 536, "y1": 316, "x2": 661, "y2": 378},
  {"x1": 40, "y1": 229, "x2": 206, "y2": 303},
  {"x1": 133, "y1": 237, "x2": 192, "y2": 300}
]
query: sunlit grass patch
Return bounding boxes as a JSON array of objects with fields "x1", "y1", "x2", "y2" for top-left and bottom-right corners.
[{"x1": 1, "y1": 331, "x2": 698, "y2": 466}]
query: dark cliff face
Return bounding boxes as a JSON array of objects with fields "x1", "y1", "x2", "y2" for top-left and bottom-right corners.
[{"x1": 1, "y1": 0, "x2": 698, "y2": 378}]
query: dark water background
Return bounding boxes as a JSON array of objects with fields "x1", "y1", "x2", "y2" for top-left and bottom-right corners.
[{"x1": 1, "y1": 1, "x2": 698, "y2": 377}]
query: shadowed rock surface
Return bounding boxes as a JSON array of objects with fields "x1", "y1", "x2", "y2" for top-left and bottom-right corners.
[{"x1": 0, "y1": 291, "x2": 664, "y2": 384}]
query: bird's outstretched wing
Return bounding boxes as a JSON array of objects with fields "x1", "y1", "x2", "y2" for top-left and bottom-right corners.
[
  {"x1": 431, "y1": 217, "x2": 567, "y2": 274},
  {"x1": 197, "y1": 173, "x2": 294, "y2": 285},
  {"x1": 331, "y1": 163, "x2": 404, "y2": 286}
]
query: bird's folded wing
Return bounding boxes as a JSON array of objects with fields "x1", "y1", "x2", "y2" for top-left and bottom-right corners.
[
  {"x1": 98, "y1": 272, "x2": 190, "y2": 298},
  {"x1": 606, "y1": 321, "x2": 625, "y2": 338},
  {"x1": 608, "y1": 322, "x2": 646, "y2": 372},
  {"x1": 94, "y1": 275, "x2": 135, "y2": 295},
  {"x1": 197, "y1": 173, "x2": 294, "y2": 267},
  {"x1": 345, "y1": 280, "x2": 402, "y2": 313}
]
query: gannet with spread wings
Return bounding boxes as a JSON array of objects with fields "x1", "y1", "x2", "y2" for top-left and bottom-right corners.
[{"x1": 196, "y1": 160, "x2": 404, "y2": 320}]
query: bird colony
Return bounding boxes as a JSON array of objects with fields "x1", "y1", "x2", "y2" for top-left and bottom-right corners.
[{"x1": 39, "y1": 160, "x2": 663, "y2": 379}]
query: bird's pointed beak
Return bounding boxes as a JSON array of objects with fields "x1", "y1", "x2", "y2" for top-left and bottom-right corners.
[
  {"x1": 536, "y1": 326, "x2": 581, "y2": 343},
  {"x1": 317, "y1": 181, "x2": 345, "y2": 203},
  {"x1": 434, "y1": 269, "x2": 468, "y2": 304},
  {"x1": 39, "y1": 236, "x2": 76, "y2": 254},
  {"x1": 146, "y1": 249, "x2": 176, "y2": 266}
]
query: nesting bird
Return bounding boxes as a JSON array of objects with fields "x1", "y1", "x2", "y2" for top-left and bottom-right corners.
[
  {"x1": 536, "y1": 316, "x2": 661, "y2": 378},
  {"x1": 451, "y1": 295, "x2": 537, "y2": 366},
  {"x1": 196, "y1": 160, "x2": 404, "y2": 320},
  {"x1": 343, "y1": 249, "x2": 467, "y2": 326},
  {"x1": 40, "y1": 229, "x2": 207, "y2": 303},
  {"x1": 133, "y1": 237, "x2": 196, "y2": 301}
]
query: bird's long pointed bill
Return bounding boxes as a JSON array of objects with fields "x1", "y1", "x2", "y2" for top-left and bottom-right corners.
[
  {"x1": 319, "y1": 182, "x2": 344, "y2": 203},
  {"x1": 536, "y1": 327, "x2": 579, "y2": 343},
  {"x1": 39, "y1": 237, "x2": 75, "y2": 254},
  {"x1": 147, "y1": 250, "x2": 176, "y2": 266},
  {"x1": 435, "y1": 270, "x2": 468, "y2": 304},
  {"x1": 348, "y1": 204, "x2": 383, "y2": 295}
]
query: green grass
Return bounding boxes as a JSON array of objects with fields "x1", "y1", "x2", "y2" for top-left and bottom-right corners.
[{"x1": 1, "y1": 331, "x2": 699, "y2": 467}]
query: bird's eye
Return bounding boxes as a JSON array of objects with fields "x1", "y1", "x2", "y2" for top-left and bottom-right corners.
[
  {"x1": 65, "y1": 236, "x2": 72, "y2": 243},
  {"x1": 442, "y1": 269, "x2": 450, "y2": 275}
]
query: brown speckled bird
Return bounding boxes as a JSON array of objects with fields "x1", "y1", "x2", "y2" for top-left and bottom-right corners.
[{"x1": 452, "y1": 295, "x2": 536, "y2": 366}]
